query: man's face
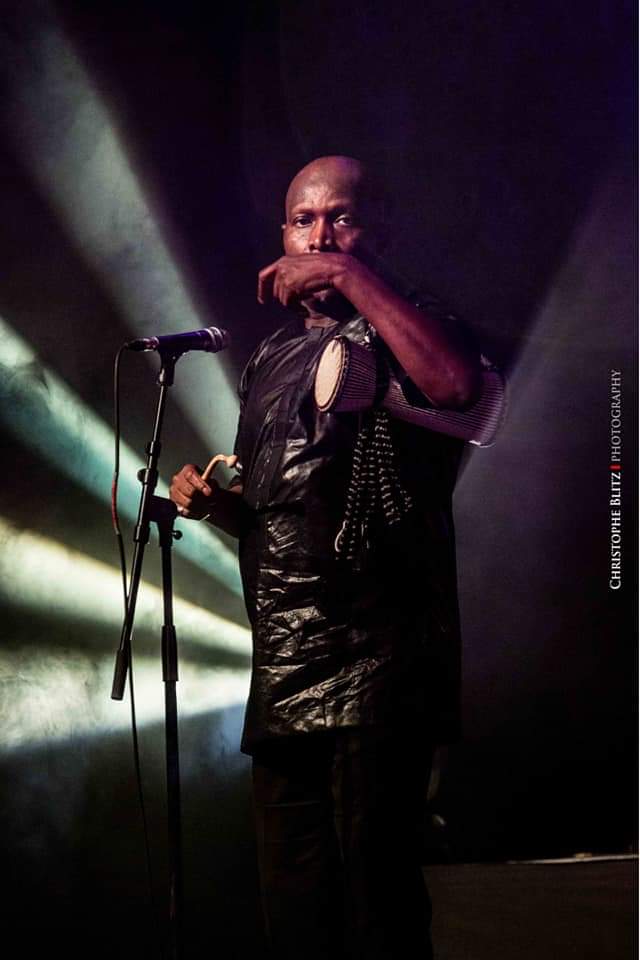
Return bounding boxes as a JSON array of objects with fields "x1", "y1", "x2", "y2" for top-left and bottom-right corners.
[{"x1": 282, "y1": 164, "x2": 383, "y2": 307}]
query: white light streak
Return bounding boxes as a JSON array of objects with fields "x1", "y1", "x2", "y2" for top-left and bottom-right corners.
[
  {"x1": 0, "y1": 515, "x2": 252, "y2": 752},
  {"x1": 1, "y1": 0, "x2": 239, "y2": 453},
  {"x1": 0, "y1": 647, "x2": 250, "y2": 752},
  {"x1": 0, "y1": 315, "x2": 242, "y2": 594},
  {"x1": 0, "y1": 516, "x2": 250, "y2": 655}
]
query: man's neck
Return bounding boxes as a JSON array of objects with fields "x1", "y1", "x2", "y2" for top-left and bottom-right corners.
[
  {"x1": 302, "y1": 294, "x2": 357, "y2": 329},
  {"x1": 304, "y1": 315, "x2": 339, "y2": 329}
]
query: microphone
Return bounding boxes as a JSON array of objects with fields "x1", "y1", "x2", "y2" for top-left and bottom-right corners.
[{"x1": 126, "y1": 325, "x2": 230, "y2": 355}]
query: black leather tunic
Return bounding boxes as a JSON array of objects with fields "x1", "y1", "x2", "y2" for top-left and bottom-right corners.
[{"x1": 232, "y1": 300, "x2": 471, "y2": 757}]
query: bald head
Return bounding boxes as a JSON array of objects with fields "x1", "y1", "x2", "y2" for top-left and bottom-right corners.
[{"x1": 284, "y1": 155, "x2": 388, "y2": 225}]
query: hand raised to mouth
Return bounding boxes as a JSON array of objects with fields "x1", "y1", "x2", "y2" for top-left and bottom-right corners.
[{"x1": 257, "y1": 253, "x2": 351, "y2": 307}]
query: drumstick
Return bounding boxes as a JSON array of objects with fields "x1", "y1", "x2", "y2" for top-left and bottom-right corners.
[
  {"x1": 202, "y1": 453, "x2": 238, "y2": 482},
  {"x1": 176, "y1": 454, "x2": 238, "y2": 517}
]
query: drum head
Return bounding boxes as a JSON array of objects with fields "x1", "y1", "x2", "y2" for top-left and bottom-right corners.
[{"x1": 314, "y1": 337, "x2": 348, "y2": 411}]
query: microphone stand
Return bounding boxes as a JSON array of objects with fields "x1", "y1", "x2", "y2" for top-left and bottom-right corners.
[{"x1": 111, "y1": 351, "x2": 184, "y2": 960}]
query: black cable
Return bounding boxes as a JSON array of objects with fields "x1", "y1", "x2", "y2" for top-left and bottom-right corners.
[
  {"x1": 112, "y1": 346, "x2": 128, "y2": 598},
  {"x1": 112, "y1": 346, "x2": 163, "y2": 958}
]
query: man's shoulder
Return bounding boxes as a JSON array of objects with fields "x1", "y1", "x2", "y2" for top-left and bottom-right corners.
[
  {"x1": 402, "y1": 281, "x2": 460, "y2": 323},
  {"x1": 399, "y1": 280, "x2": 483, "y2": 362},
  {"x1": 237, "y1": 315, "x2": 305, "y2": 398},
  {"x1": 248, "y1": 315, "x2": 304, "y2": 363}
]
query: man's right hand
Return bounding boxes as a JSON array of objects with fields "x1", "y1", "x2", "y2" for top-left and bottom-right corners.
[
  {"x1": 169, "y1": 464, "x2": 215, "y2": 520},
  {"x1": 169, "y1": 463, "x2": 249, "y2": 538}
]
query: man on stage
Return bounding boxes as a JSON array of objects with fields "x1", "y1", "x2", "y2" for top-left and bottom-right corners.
[{"x1": 170, "y1": 155, "x2": 482, "y2": 959}]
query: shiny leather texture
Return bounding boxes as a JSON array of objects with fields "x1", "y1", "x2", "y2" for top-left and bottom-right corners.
[{"x1": 233, "y1": 305, "x2": 470, "y2": 756}]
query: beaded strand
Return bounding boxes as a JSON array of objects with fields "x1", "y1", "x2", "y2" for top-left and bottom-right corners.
[{"x1": 334, "y1": 329, "x2": 414, "y2": 566}]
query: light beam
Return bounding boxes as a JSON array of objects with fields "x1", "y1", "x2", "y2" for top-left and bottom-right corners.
[
  {"x1": 0, "y1": 515, "x2": 251, "y2": 751},
  {"x1": 0, "y1": 0, "x2": 240, "y2": 454},
  {"x1": 0, "y1": 315, "x2": 242, "y2": 594}
]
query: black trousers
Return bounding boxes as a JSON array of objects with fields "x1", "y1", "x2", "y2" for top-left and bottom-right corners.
[{"x1": 251, "y1": 725, "x2": 435, "y2": 960}]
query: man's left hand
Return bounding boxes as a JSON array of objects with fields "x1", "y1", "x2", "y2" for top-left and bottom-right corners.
[{"x1": 257, "y1": 253, "x2": 353, "y2": 306}]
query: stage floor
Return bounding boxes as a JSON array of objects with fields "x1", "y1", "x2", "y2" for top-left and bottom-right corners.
[{"x1": 427, "y1": 857, "x2": 637, "y2": 960}]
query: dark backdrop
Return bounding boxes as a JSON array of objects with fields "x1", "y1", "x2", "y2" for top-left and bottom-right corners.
[{"x1": 0, "y1": 1, "x2": 636, "y2": 957}]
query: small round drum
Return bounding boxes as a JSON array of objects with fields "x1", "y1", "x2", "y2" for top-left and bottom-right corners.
[
  {"x1": 314, "y1": 336, "x2": 377, "y2": 413},
  {"x1": 314, "y1": 335, "x2": 506, "y2": 447}
]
